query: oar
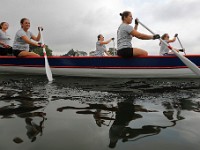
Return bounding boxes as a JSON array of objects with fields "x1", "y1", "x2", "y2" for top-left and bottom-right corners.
[
  {"x1": 112, "y1": 38, "x2": 116, "y2": 55},
  {"x1": 39, "y1": 27, "x2": 53, "y2": 82},
  {"x1": 137, "y1": 20, "x2": 200, "y2": 77},
  {"x1": 176, "y1": 35, "x2": 186, "y2": 55}
]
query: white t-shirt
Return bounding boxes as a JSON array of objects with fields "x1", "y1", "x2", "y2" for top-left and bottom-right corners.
[
  {"x1": 95, "y1": 41, "x2": 106, "y2": 56},
  {"x1": 160, "y1": 40, "x2": 170, "y2": 55},
  {"x1": 117, "y1": 23, "x2": 133, "y2": 50},
  {"x1": 0, "y1": 29, "x2": 11, "y2": 48},
  {"x1": 13, "y1": 28, "x2": 33, "y2": 51}
]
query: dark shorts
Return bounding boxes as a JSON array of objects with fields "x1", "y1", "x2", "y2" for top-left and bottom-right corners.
[
  {"x1": 0, "y1": 47, "x2": 13, "y2": 56},
  {"x1": 117, "y1": 48, "x2": 133, "y2": 58},
  {"x1": 13, "y1": 50, "x2": 24, "y2": 57}
]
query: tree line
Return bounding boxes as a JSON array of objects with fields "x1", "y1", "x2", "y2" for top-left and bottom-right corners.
[{"x1": 30, "y1": 46, "x2": 117, "y2": 56}]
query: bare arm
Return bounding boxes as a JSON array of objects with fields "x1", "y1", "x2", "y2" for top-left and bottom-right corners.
[
  {"x1": 31, "y1": 31, "x2": 41, "y2": 41},
  {"x1": 0, "y1": 40, "x2": 11, "y2": 48},
  {"x1": 21, "y1": 35, "x2": 40, "y2": 47},
  {"x1": 99, "y1": 38, "x2": 112, "y2": 45},
  {"x1": 0, "y1": 40, "x2": 5, "y2": 46},
  {"x1": 167, "y1": 37, "x2": 176, "y2": 43},
  {"x1": 130, "y1": 29, "x2": 153, "y2": 40}
]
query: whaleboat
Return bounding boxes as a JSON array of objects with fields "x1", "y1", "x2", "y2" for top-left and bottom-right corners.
[{"x1": 0, "y1": 55, "x2": 200, "y2": 78}]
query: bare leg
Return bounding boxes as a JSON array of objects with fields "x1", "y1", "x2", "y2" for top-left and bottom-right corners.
[
  {"x1": 18, "y1": 51, "x2": 40, "y2": 57},
  {"x1": 133, "y1": 48, "x2": 148, "y2": 56}
]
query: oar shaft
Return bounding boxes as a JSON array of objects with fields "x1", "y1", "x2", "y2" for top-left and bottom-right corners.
[
  {"x1": 113, "y1": 40, "x2": 116, "y2": 55},
  {"x1": 138, "y1": 20, "x2": 171, "y2": 51},
  {"x1": 39, "y1": 28, "x2": 53, "y2": 82},
  {"x1": 40, "y1": 31, "x2": 46, "y2": 55},
  {"x1": 177, "y1": 36, "x2": 184, "y2": 49},
  {"x1": 138, "y1": 20, "x2": 169, "y2": 47},
  {"x1": 177, "y1": 36, "x2": 186, "y2": 55},
  {"x1": 137, "y1": 20, "x2": 155, "y2": 35}
]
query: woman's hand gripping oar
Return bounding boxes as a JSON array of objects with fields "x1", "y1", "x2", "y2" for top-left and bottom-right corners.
[
  {"x1": 137, "y1": 19, "x2": 200, "y2": 77},
  {"x1": 39, "y1": 27, "x2": 53, "y2": 82}
]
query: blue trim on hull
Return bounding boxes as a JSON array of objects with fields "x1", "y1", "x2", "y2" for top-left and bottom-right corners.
[{"x1": 0, "y1": 56, "x2": 200, "y2": 69}]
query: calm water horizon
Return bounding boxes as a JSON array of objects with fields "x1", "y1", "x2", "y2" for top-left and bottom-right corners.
[{"x1": 1, "y1": 74, "x2": 200, "y2": 150}]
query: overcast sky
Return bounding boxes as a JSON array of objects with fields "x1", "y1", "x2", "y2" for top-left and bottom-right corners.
[{"x1": 1, "y1": 0, "x2": 200, "y2": 55}]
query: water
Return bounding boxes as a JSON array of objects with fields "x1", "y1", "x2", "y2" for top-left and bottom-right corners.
[{"x1": 0, "y1": 74, "x2": 200, "y2": 150}]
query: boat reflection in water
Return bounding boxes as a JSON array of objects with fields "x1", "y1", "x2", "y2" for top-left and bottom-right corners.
[
  {"x1": 0, "y1": 79, "x2": 49, "y2": 144},
  {"x1": 56, "y1": 97, "x2": 198, "y2": 148},
  {"x1": 23, "y1": 112, "x2": 46, "y2": 142},
  {"x1": 0, "y1": 102, "x2": 47, "y2": 143},
  {"x1": 108, "y1": 101, "x2": 182, "y2": 148}
]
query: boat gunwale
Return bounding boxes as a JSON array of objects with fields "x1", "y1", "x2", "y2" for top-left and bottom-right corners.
[{"x1": 1, "y1": 55, "x2": 200, "y2": 59}]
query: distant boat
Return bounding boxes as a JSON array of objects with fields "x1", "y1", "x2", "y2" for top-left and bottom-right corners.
[{"x1": 0, "y1": 55, "x2": 200, "y2": 78}]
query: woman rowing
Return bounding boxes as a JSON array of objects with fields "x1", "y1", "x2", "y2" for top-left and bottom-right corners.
[
  {"x1": 117, "y1": 11, "x2": 160, "y2": 57},
  {"x1": 0, "y1": 22, "x2": 12, "y2": 55},
  {"x1": 95, "y1": 34, "x2": 113, "y2": 56},
  {"x1": 12, "y1": 18, "x2": 44, "y2": 57},
  {"x1": 159, "y1": 33, "x2": 184, "y2": 56}
]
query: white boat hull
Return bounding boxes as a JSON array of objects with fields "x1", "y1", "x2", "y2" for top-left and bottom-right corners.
[{"x1": 0, "y1": 66, "x2": 197, "y2": 78}]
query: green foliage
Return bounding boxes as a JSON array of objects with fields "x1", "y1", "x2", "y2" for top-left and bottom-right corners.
[
  {"x1": 108, "y1": 48, "x2": 117, "y2": 56},
  {"x1": 30, "y1": 45, "x2": 53, "y2": 56},
  {"x1": 62, "y1": 49, "x2": 88, "y2": 56}
]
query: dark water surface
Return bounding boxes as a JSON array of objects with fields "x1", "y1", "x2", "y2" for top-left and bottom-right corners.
[{"x1": 0, "y1": 74, "x2": 200, "y2": 150}]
